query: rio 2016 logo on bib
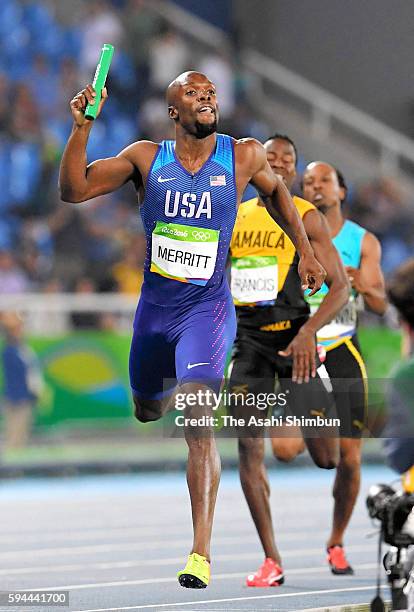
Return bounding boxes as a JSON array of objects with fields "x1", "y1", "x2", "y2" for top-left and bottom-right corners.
[{"x1": 164, "y1": 190, "x2": 212, "y2": 220}]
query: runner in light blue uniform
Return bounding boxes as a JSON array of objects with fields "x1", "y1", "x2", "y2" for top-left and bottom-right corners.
[
  {"x1": 130, "y1": 135, "x2": 238, "y2": 399},
  {"x1": 306, "y1": 219, "x2": 366, "y2": 350},
  {"x1": 303, "y1": 161, "x2": 386, "y2": 576}
]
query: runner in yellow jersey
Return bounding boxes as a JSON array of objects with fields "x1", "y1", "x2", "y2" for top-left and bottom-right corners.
[{"x1": 228, "y1": 134, "x2": 349, "y2": 586}]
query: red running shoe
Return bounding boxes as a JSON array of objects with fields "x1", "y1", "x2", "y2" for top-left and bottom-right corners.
[
  {"x1": 327, "y1": 545, "x2": 354, "y2": 575},
  {"x1": 246, "y1": 558, "x2": 284, "y2": 587}
]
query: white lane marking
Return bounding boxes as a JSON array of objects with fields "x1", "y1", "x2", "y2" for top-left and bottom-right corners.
[
  {"x1": 0, "y1": 518, "x2": 280, "y2": 545},
  {"x1": 0, "y1": 546, "x2": 373, "y2": 576},
  {"x1": 0, "y1": 527, "x2": 165, "y2": 546},
  {"x1": 26, "y1": 560, "x2": 376, "y2": 592},
  {"x1": 0, "y1": 530, "x2": 370, "y2": 561},
  {"x1": 71, "y1": 584, "x2": 383, "y2": 612},
  {"x1": 0, "y1": 517, "x2": 369, "y2": 542},
  {"x1": 0, "y1": 535, "x2": 261, "y2": 560}
]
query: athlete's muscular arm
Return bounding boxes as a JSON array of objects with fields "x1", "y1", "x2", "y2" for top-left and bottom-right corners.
[
  {"x1": 59, "y1": 84, "x2": 152, "y2": 203},
  {"x1": 279, "y1": 211, "x2": 349, "y2": 383},
  {"x1": 346, "y1": 232, "x2": 387, "y2": 315},
  {"x1": 236, "y1": 139, "x2": 326, "y2": 296},
  {"x1": 302, "y1": 211, "x2": 349, "y2": 334}
]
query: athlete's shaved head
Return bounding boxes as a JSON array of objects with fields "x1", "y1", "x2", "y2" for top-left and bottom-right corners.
[
  {"x1": 166, "y1": 71, "x2": 218, "y2": 139},
  {"x1": 302, "y1": 161, "x2": 347, "y2": 212},
  {"x1": 306, "y1": 161, "x2": 336, "y2": 175},
  {"x1": 166, "y1": 71, "x2": 212, "y2": 106}
]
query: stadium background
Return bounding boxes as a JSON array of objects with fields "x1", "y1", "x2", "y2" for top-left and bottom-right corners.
[{"x1": 0, "y1": 0, "x2": 412, "y2": 470}]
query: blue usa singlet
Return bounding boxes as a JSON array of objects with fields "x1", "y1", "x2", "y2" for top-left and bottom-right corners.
[
  {"x1": 129, "y1": 134, "x2": 238, "y2": 399},
  {"x1": 140, "y1": 134, "x2": 238, "y2": 306},
  {"x1": 306, "y1": 219, "x2": 366, "y2": 349}
]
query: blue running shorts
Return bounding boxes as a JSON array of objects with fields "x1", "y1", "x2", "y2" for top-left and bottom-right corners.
[{"x1": 129, "y1": 294, "x2": 237, "y2": 400}]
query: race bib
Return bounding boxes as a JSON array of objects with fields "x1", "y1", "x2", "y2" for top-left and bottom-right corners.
[
  {"x1": 307, "y1": 293, "x2": 357, "y2": 342},
  {"x1": 150, "y1": 221, "x2": 219, "y2": 285},
  {"x1": 231, "y1": 256, "x2": 278, "y2": 305}
]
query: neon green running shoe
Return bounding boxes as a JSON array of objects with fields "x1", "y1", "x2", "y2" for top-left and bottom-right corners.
[{"x1": 177, "y1": 552, "x2": 210, "y2": 588}]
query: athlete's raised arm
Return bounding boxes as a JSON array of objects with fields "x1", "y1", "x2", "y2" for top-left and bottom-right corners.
[
  {"x1": 59, "y1": 84, "x2": 155, "y2": 203},
  {"x1": 235, "y1": 138, "x2": 326, "y2": 295},
  {"x1": 346, "y1": 232, "x2": 386, "y2": 315}
]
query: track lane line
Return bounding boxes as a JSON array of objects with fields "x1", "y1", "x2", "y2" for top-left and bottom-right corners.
[
  {"x1": 22, "y1": 559, "x2": 376, "y2": 592},
  {"x1": 71, "y1": 584, "x2": 385, "y2": 612},
  {"x1": 0, "y1": 543, "x2": 373, "y2": 577},
  {"x1": 0, "y1": 526, "x2": 371, "y2": 561}
]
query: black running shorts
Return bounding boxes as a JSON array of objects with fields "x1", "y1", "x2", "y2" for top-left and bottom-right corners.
[
  {"x1": 227, "y1": 317, "x2": 336, "y2": 437},
  {"x1": 323, "y1": 335, "x2": 367, "y2": 438}
]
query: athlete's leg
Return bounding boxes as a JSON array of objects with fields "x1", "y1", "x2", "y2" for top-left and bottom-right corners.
[
  {"x1": 180, "y1": 382, "x2": 221, "y2": 561},
  {"x1": 270, "y1": 425, "x2": 305, "y2": 463},
  {"x1": 324, "y1": 337, "x2": 367, "y2": 572},
  {"x1": 305, "y1": 434, "x2": 338, "y2": 470},
  {"x1": 271, "y1": 417, "x2": 338, "y2": 469},
  {"x1": 328, "y1": 437, "x2": 362, "y2": 547},
  {"x1": 238, "y1": 436, "x2": 282, "y2": 563},
  {"x1": 228, "y1": 341, "x2": 282, "y2": 564},
  {"x1": 132, "y1": 395, "x2": 169, "y2": 423},
  {"x1": 276, "y1": 367, "x2": 339, "y2": 469},
  {"x1": 175, "y1": 295, "x2": 236, "y2": 582},
  {"x1": 129, "y1": 300, "x2": 177, "y2": 422},
  {"x1": 271, "y1": 430, "x2": 338, "y2": 469}
]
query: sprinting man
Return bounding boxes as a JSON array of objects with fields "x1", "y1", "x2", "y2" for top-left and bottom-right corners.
[
  {"x1": 59, "y1": 72, "x2": 326, "y2": 589},
  {"x1": 229, "y1": 134, "x2": 348, "y2": 586},
  {"x1": 298, "y1": 161, "x2": 386, "y2": 573}
]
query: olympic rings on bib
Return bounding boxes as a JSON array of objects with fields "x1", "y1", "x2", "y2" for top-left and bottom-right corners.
[{"x1": 192, "y1": 230, "x2": 211, "y2": 241}]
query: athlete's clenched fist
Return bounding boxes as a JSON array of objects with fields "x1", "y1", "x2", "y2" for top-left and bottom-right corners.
[{"x1": 70, "y1": 84, "x2": 108, "y2": 126}]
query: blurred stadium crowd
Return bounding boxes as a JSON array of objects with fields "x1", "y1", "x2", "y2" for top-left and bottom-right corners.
[{"x1": 1, "y1": 0, "x2": 414, "y2": 306}]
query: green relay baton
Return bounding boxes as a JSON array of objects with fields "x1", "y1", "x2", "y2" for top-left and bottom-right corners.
[{"x1": 85, "y1": 43, "x2": 115, "y2": 120}]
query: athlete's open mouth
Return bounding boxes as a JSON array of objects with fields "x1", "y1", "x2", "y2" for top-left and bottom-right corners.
[
  {"x1": 313, "y1": 193, "x2": 324, "y2": 203},
  {"x1": 197, "y1": 105, "x2": 215, "y2": 115}
]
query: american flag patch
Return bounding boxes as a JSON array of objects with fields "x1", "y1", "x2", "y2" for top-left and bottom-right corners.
[{"x1": 210, "y1": 175, "x2": 226, "y2": 186}]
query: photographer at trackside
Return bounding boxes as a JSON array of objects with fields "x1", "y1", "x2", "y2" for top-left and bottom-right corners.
[
  {"x1": 383, "y1": 259, "x2": 414, "y2": 478},
  {"x1": 369, "y1": 260, "x2": 414, "y2": 612}
]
